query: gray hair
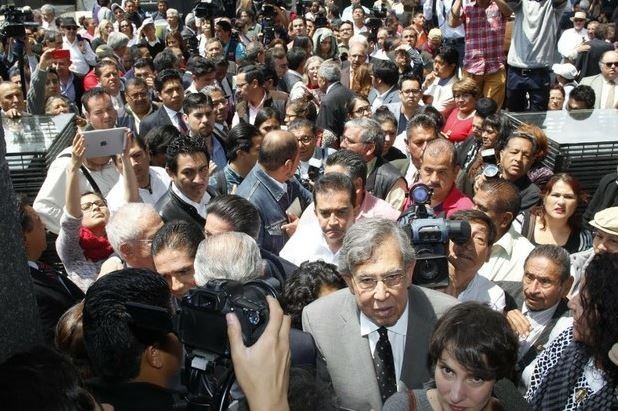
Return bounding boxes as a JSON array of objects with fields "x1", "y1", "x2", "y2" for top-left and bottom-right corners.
[
  {"x1": 107, "y1": 31, "x2": 130, "y2": 50},
  {"x1": 348, "y1": 35, "x2": 369, "y2": 49},
  {"x1": 202, "y1": 84, "x2": 223, "y2": 96},
  {"x1": 338, "y1": 218, "x2": 415, "y2": 276},
  {"x1": 185, "y1": 12, "x2": 195, "y2": 27},
  {"x1": 166, "y1": 8, "x2": 179, "y2": 17},
  {"x1": 524, "y1": 244, "x2": 571, "y2": 282},
  {"x1": 106, "y1": 203, "x2": 160, "y2": 252},
  {"x1": 344, "y1": 117, "x2": 385, "y2": 158},
  {"x1": 41, "y1": 4, "x2": 55, "y2": 15},
  {"x1": 194, "y1": 232, "x2": 263, "y2": 286},
  {"x1": 318, "y1": 61, "x2": 341, "y2": 83}
]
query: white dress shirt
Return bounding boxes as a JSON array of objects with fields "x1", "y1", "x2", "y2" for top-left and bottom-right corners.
[
  {"x1": 62, "y1": 36, "x2": 97, "y2": 76},
  {"x1": 171, "y1": 182, "x2": 211, "y2": 218},
  {"x1": 457, "y1": 274, "x2": 506, "y2": 312},
  {"x1": 360, "y1": 302, "x2": 409, "y2": 383},
  {"x1": 105, "y1": 166, "x2": 171, "y2": 214},
  {"x1": 478, "y1": 225, "x2": 535, "y2": 282},
  {"x1": 279, "y1": 222, "x2": 339, "y2": 266}
]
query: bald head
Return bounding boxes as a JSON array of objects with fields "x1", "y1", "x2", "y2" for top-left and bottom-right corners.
[
  {"x1": 259, "y1": 130, "x2": 300, "y2": 172},
  {"x1": 0, "y1": 82, "x2": 25, "y2": 113},
  {"x1": 599, "y1": 50, "x2": 618, "y2": 82}
]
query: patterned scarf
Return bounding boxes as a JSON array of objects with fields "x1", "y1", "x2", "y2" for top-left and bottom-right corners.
[
  {"x1": 79, "y1": 226, "x2": 113, "y2": 262},
  {"x1": 530, "y1": 339, "x2": 617, "y2": 410}
]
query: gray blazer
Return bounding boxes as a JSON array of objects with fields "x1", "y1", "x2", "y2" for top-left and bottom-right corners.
[
  {"x1": 302, "y1": 286, "x2": 457, "y2": 411},
  {"x1": 580, "y1": 74, "x2": 604, "y2": 109}
]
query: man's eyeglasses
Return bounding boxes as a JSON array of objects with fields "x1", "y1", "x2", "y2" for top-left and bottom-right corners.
[
  {"x1": 62, "y1": 26, "x2": 77, "y2": 31},
  {"x1": 296, "y1": 135, "x2": 315, "y2": 144},
  {"x1": 353, "y1": 273, "x2": 406, "y2": 291},
  {"x1": 80, "y1": 200, "x2": 107, "y2": 211},
  {"x1": 401, "y1": 88, "x2": 422, "y2": 95}
]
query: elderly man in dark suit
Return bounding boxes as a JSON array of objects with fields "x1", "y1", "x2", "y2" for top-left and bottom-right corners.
[
  {"x1": 315, "y1": 62, "x2": 355, "y2": 138},
  {"x1": 303, "y1": 218, "x2": 457, "y2": 410},
  {"x1": 139, "y1": 69, "x2": 187, "y2": 138}
]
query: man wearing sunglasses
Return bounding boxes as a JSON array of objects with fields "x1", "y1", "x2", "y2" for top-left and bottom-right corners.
[
  {"x1": 570, "y1": 207, "x2": 618, "y2": 296},
  {"x1": 581, "y1": 50, "x2": 618, "y2": 109},
  {"x1": 60, "y1": 17, "x2": 97, "y2": 76}
]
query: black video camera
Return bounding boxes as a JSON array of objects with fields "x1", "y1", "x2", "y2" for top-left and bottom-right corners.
[
  {"x1": 0, "y1": 5, "x2": 36, "y2": 40},
  {"x1": 175, "y1": 278, "x2": 278, "y2": 357},
  {"x1": 399, "y1": 184, "x2": 470, "y2": 288}
]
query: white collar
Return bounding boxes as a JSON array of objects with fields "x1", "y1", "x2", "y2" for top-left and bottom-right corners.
[
  {"x1": 360, "y1": 299, "x2": 409, "y2": 337},
  {"x1": 171, "y1": 182, "x2": 210, "y2": 210}
]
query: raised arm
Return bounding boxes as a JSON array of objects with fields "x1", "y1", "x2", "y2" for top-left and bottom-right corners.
[
  {"x1": 65, "y1": 133, "x2": 86, "y2": 219},
  {"x1": 448, "y1": 0, "x2": 463, "y2": 27}
]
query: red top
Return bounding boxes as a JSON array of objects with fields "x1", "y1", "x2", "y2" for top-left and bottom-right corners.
[{"x1": 442, "y1": 109, "x2": 474, "y2": 142}]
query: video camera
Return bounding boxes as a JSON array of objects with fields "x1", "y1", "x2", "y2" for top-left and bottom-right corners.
[
  {"x1": 0, "y1": 5, "x2": 36, "y2": 40},
  {"x1": 398, "y1": 184, "x2": 470, "y2": 288},
  {"x1": 192, "y1": 0, "x2": 227, "y2": 20},
  {"x1": 175, "y1": 278, "x2": 279, "y2": 409}
]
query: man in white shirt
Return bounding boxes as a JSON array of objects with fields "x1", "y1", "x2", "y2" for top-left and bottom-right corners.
[
  {"x1": 60, "y1": 17, "x2": 97, "y2": 76},
  {"x1": 40, "y1": 4, "x2": 58, "y2": 31},
  {"x1": 106, "y1": 134, "x2": 171, "y2": 213},
  {"x1": 557, "y1": 11, "x2": 590, "y2": 62},
  {"x1": 444, "y1": 209, "x2": 506, "y2": 311},
  {"x1": 474, "y1": 178, "x2": 535, "y2": 303},
  {"x1": 341, "y1": 0, "x2": 371, "y2": 22},
  {"x1": 280, "y1": 173, "x2": 357, "y2": 266},
  {"x1": 505, "y1": 245, "x2": 573, "y2": 376}
]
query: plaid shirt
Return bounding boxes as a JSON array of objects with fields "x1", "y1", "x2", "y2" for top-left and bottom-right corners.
[{"x1": 461, "y1": 1, "x2": 506, "y2": 75}]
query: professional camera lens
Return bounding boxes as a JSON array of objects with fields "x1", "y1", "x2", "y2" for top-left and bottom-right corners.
[
  {"x1": 410, "y1": 183, "x2": 432, "y2": 205},
  {"x1": 483, "y1": 164, "x2": 500, "y2": 179}
]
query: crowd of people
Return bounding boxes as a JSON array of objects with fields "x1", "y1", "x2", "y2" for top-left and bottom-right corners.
[{"x1": 0, "y1": 0, "x2": 617, "y2": 409}]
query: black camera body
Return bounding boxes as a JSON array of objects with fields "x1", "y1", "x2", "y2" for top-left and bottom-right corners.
[
  {"x1": 399, "y1": 184, "x2": 470, "y2": 288},
  {"x1": 0, "y1": 5, "x2": 35, "y2": 40},
  {"x1": 176, "y1": 278, "x2": 278, "y2": 357}
]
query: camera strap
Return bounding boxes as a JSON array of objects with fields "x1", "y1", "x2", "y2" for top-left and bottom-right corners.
[{"x1": 58, "y1": 153, "x2": 102, "y2": 195}]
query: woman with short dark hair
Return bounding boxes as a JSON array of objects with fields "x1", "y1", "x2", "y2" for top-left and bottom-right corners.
[{"x1": 384, "y1": 302, "x2": 520, "y2": 410}]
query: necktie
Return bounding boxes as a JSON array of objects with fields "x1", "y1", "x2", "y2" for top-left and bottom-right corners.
[
  {"x1": 176, "y1": 112, "x2": 189, "y2": 135},
  {"x1": 605, "y1": 81, "x2": 615, "y2": 109},
  {"x1": 373, "y1": 327, "x2": 397, "y2": 402}
]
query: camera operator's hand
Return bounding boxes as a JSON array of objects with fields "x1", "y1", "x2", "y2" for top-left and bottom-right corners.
[
  {"x1": 227, "y1": 296, "x2": 291, "y2": 411},
  {"x1": 506, "y1": 308, "x2": 532, "y2": 337}
]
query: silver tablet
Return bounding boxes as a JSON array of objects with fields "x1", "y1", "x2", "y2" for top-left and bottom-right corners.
[{"x1": 82, "y1": 127, "x2": 127, "y2": 159}]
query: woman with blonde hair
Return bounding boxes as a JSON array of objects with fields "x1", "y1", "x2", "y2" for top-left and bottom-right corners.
[{"x1": 91, "y1": 19, "x2": 113, "y2": 51}]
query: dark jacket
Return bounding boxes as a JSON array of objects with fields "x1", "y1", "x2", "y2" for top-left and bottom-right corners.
[
  {"x1": 155, "y1": 184, "x2": 217, "y2": 232},
  {"x1": 366, "y1": 157, "x2": 405, "y2": 201},
  {"x1": 316, "y1": 82, "x2": 355, "y2": 137},
  {"x1": 235, "y1": 91, "x2": 287, "y2": 124},
  {"x1": 576, "y1": 38, "x2": 614, "y2": 79},
  {"x1": 30, "y1": 264, "x2": 84, "y2": 344},
  {"x1": 87, "y1": 379, "x2": 176, "y2": 411},
  {"x1": 236, "y1": 164, "x2": 312, "y2": 254},
  {"x1": 139, "y1": 106, "x2": 174, "y2": 139}
]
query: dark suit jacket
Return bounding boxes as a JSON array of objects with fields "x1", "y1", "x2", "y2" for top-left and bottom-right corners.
[
  {"x1": 155, "y1": 184, "x2": 216, "y2": 232},
  {"x1": 315, "y1": 82, "x2": 355, "y2": 137},
  {"x1": 576, "y1": 38, "x2": 614, "y2": 79},
  {"x1": 139, "y1": 106, "x2": 175, "y2": 139},
  {"x1": 302, "y1": 286, "x2": 457, "y2": 410},
  {"x1": 236, "y1": 91, "x2": 287, "y2": 124},
  {"x1": 30, "y1": 264, "x2": 84, "y2": 344}
]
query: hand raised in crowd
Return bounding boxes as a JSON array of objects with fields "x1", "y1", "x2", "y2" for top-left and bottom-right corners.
[
  {"x1": 506, "y1": 308, "x2": 532, "y2": 337},
  {"x1": 227, "y1": 296, "x2": 291, "y2": 411},
  {"x1": 39, "y1": 49, "x2": 55, "y2": 72},
  {"x1": 70, "y1": 133, "x2": 87, "y2": 170}
]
